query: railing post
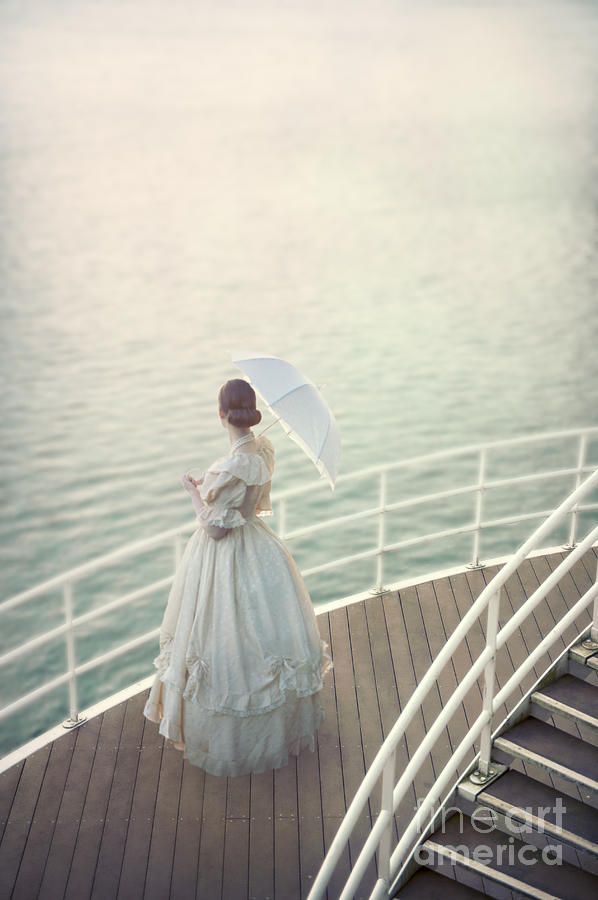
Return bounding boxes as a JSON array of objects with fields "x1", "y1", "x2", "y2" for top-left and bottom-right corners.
[
  {"x1": 469, "y1": 448, "x2": 486, "y2": 569},
  {"x1": 375, "y1": 470, "x2": 387, "y2": 591},
  {"x1": 470, "y1": 589, "x2": 500, "y2": 783},
  {"x1": 567, "y1": 433, "x2": 588, "y2": 549},
  {"x1": 377, "y1": 748, "x2": 396, "y2": 888},
  {"x1": 62, "y1": 581, "x2": 86, "y2": 729}
]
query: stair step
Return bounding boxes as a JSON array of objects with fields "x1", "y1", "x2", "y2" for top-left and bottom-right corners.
[
  {"x1": 494, "y1": 718, "x2": 598, "y2": 793},
  {"x1": 532, "y1": 674, "x2": 598, "y2": 731},
  {"x1": 393, "y1": 867, "x2": 486, "y2": 899},
  {"x1": 570, "y1": 643, "x2": 598, "y2": 670},
  {"x1": 478, "y1": 769, "x2": 598, "y2": 858},
  {"x1": 423, "y1": 813, "x2": 598, "y2": 899}
]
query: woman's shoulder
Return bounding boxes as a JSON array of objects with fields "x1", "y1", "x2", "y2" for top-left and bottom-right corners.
[{"x1": 206, "y1": 446, "x2": 271, "y2": 486}]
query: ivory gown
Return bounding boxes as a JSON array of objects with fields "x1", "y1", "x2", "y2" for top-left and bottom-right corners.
[{"x1": 143, "y1": 433, "x2": 332, "y2": 776}]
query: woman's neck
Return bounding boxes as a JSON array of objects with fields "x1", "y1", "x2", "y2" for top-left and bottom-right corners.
[{"x1": 227, "y1": 424, "x2": 252, "y2": 445}]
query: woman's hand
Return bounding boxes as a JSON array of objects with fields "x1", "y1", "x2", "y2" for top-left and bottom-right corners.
[{"x1": 182, "y1": 473, "x2": 201, "y2": 495}]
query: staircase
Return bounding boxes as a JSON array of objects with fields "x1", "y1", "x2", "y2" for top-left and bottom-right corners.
[{"x1": 394, "y1": 642, "x2": 598, "y2": 899}]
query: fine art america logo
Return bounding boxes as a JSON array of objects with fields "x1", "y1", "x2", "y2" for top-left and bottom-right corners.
[{"x1": 413, "y1": 798, "x2": 566, "y2": 867}]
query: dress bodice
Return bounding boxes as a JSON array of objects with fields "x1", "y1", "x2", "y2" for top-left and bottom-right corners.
[{"x1": 196, "y1": 434, "x2": 275, "y2": 530}]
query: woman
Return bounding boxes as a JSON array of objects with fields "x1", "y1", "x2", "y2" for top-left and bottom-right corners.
[{"x1": 143, "y1": 378, "x2": 332, "y2": 777}]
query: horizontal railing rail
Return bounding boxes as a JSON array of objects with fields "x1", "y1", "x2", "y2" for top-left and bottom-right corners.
[
  {"x1": 306, "y1": 463, "x2": 598, "y2": 900},
  {"x1": 1, "y1": 426, "x2": 597, "y2": 750}
]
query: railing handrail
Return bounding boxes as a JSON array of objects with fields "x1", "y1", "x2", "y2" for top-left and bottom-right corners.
[
  {"x1": 273, "y1": 424, "x2": 598, "y2": 499},
  {"x1": 306, "y1": 463, "x2": 598, "y2": 900},
  {"x1": 3, "y1": 426, "x2": 597, "y2": 612}
]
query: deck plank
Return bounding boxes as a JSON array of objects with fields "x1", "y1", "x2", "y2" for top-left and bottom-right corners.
[
  {"x1": 316, "y1": 613, "x2": 352, "y2": 900},
  {"x1": 144, "y1": 741, "x2": 185, "y2": 900},
  {"x1": 363, "y1": 594, "x2": 402, "y2": 847},
  {"x1": 170, "y1": 758, "x2": 204, "y2": 900},
  {"x1": 222, "y1": 774, "x2": 251, "y2": 899},
  {"x1": 346, "y1": 600, "x2": 384, "y2": 896},
  {"x1": 417, "y1": 579, "x2": 472, "y2": 777},
  {"x1": 196, "y1": 772, "x2": 227, "y2": 897},
  {"x1": 10, "y1": 729, "x2": 77, "y2": 900},
  {"x1": 63, "y1": 701, "x2": 127, "y2": 900},
  {"x1": 37, "y1": 713, "x2": 103, "y2": 900},
  {"x1": 90, "y1": 690, "x2": 147, "y2": 899},
  {"x1": 4, "y1": 738, "x2": 70, "y2": 900},
  {"x1": 0, "y1": 758, "x2": 24, "y2": 845},
  {"x1": 274, "y1": 756, "x2": 300, "y2": 900},
  {"x1": 116, "y1": 700, "x2": 164, "y2": 900},
  {"x1": 249, "y1": 769, "x2": 274, "y2": 900},
  {"x1": 297, "y1": 726, "x2": 324, "y2": 900},
  {"x1": 381, "y1": 589, "x2": 435, "y2": 841},
  {"x1": 328, "y1": 603, "x2": 379, "y2": 899},
  {"x1": 0, "y1": 551, "x2": 593, "y2": 900}
]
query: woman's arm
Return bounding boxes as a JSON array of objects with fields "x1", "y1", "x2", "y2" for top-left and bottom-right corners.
[{"x1": 181, "y1": 474, "x2": 229, "y2": 540}]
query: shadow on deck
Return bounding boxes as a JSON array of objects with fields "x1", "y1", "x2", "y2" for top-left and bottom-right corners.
[{"x1": 1, "y1": 549, "x2": 596, "y2": 900}]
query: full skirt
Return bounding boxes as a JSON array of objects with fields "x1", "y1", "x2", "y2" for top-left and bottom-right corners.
[{"x1": 143, "y1": 516, "x2": 332, "y2": 777}]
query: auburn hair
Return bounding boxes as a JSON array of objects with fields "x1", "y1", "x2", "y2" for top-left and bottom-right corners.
[{"x1": 218, "y1": 379, "x2": 262, "y2": 428}]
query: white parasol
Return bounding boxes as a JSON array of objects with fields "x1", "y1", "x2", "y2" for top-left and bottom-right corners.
[{"x1": 231, "y1": 351, "x2": 341, "y2": 489}]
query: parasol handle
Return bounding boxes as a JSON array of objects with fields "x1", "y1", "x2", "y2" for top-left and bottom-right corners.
[{"x1": 258, "y1": 416, "x2": 282, "y2": 437}]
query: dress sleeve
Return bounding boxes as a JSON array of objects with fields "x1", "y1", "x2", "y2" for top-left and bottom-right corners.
[{"x1": 196, "y1": 470, "x2": 247, "y2": 529}]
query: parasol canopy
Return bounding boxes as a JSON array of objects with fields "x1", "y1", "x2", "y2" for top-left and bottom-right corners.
[{"x1": 231, "y1": 351, "x2": 341, "y2": 488}]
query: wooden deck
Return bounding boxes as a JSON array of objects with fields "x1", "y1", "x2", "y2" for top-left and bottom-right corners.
[{"x1": 1, "y1": 548, "x2": 596, "y2": 900}]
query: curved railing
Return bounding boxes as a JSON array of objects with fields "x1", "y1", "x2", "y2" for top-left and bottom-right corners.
[
  {"x1": 1, "y1": 426, "x2": 597, "y2": 757},
  {"x1": 306, "y1": 463, "x2": 598, "y2": 900}
]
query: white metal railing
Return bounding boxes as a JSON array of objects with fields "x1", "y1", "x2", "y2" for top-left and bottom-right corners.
[
  {"x1": 306, "y1": 464, "x2": 598, "y2": 900},
  {"x1": 1, "y1": 426, "x2": 597, "y2": 748}
]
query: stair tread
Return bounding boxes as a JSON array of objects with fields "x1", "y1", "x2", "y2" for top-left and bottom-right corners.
[
  {"x1": 394, "y1": 867, "x2": 487, "y2": 899},
  {"x1": 533, "y1": 674, "x2": 598, "y2": 724},
  {"x1": 479, "y1": 769, "x2": 598, "y2": 849},
  {"x1": 570, "y1": 644, "x2": 598, "y2": 670},
  {"x1": 495, "y1": 717, "x2": 598, "y2": 787},
  {"x1": 426, "y1": 814, "x2": 598, "y2": 898}
]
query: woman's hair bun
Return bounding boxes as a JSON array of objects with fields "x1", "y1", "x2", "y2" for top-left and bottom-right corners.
[
  {"x1": 218, "y1": 378, "x2": 262, "y2": 428},
  {"x1": 227, "y1": 407, "x2": 262, "y2": 428}
]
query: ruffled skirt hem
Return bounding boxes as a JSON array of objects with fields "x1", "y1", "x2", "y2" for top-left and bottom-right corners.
[
  {"x1": 143, "y1": 682, "x2": 325, "y2": 777},
  {"x1": 152, "y1": 636, "x2": 333, "y2": 718}
]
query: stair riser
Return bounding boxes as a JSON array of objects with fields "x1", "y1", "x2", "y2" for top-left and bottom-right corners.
[{"x1": 567, "y1": 657, "x2": 598, "y2": 686}]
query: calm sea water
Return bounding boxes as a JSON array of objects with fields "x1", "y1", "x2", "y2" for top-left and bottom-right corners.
[{"x1": 1, "y1": 0, "x2": 598, "y2": 754}]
